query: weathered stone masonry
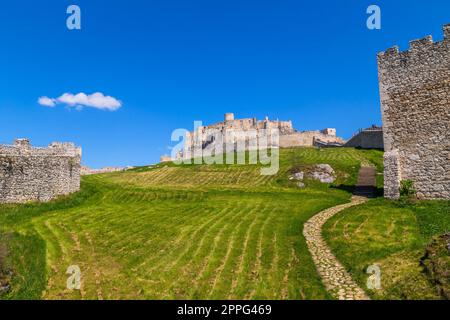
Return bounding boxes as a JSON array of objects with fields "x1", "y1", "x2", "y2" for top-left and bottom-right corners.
[
  {"x1": 344, "y1": 126, "x2": 384, "y2": 150},
  {"x1": 377, "y1": 24, "x2": 450, "y2": 199},
  {"x1": 181, "y1": 113, "x2": 344, "y2": 160},
  {"x1": 0, "y1": 139, "x2": 81, "y2": 203}
]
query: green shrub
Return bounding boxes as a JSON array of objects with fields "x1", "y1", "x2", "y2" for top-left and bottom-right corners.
[{"x1": 400, "y1": 179, "x2": 416, "y2": 198}]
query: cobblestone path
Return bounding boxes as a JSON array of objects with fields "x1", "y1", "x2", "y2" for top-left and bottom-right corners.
[{"x1": 303, "y1": 166, "x2": 376, "y2": 300}]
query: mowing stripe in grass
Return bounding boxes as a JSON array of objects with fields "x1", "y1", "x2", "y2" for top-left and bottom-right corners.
[
  {"x1": 141, "y1": 205, "x2": 231, "y2": 275},
  {"x1": 207, "y1": 205, "x2": 262, "y2": 299},
  {"x1": 184, "y1": 205, "x2": 250, "y2": 299},
  {"x1": 206, "y1": 205, "x2": 261, "y2": 298},
  {"x1": 244, "y1": 206, "x2": 276, "y2": 299},
  {"x1": 227, "y1": 203, "x2": 267, "y2": 299},
  {"x1": 229, "y1": 205, "x2": 273, "y2": 299}
]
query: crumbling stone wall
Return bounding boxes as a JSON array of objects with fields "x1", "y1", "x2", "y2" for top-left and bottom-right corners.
[
  {"x1": 182, "y1": 113, "x2": 343, "y2": 158},
  {"x1": 377, "y1": 24, "x2": 450, "y2": 199},
  {"x1": 0, "y1": 139, "x2": 82, "y2": 204},
  {"x1": 279, "y1": 131, "x2": 344, "y2": 148},
  {"x1": 344, "y1": 126, "x2": 384, "y2": 150}
]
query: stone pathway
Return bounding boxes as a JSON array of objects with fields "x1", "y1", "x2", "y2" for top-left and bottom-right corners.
[{"x1": 303, "y1": 166, "x2": 376, "y2": 300}]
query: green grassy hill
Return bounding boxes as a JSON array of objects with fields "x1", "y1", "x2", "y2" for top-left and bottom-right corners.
[
  {"x1": 323, "y1": 198, "x2": 449, "y2": 300},
  {"x1": 1, "y1": 147, "x2": 447, "y2": 300}
]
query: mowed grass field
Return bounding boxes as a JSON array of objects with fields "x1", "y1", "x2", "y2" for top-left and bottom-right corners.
[{"x1": 1, "y1": 147, "x2": 382, "y2": 300}]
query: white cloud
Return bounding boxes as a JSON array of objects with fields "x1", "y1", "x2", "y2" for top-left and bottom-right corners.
[
  {"x1": 38, "y1": 96, "x2": 56, "y2": 107},
  {"x1": 38, "y1": 92, "x2": 122, "y2": 111}
]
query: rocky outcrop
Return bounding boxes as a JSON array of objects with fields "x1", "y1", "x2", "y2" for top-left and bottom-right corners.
[
  {"x1": 290, "y1": 164, "x2": 336, "y2": 186},
  {"x1": 310, "y1": 164, "x2": 336, "y2": 183}
]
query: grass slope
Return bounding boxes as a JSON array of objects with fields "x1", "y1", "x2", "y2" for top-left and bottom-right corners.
[
  {"x1": 322, "y1": 146, "x2": 449, "y2": 300},
  {"x1": 323, "y1": 193, "x2": 450, "y2": 299},
  {"x1": 1, "y1": 147, "x2": 380, "y2": 300}
]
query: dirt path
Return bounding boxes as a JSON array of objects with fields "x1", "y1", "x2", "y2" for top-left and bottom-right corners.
[{"x1": 303, "y1": 166, "x2": 376, "y2": 300}]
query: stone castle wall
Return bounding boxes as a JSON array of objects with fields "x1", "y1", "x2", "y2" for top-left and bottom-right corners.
[
  {"x1": 377, "y1": 24, "x2": 450, "y2": 199},
  {"x1": 181, "y1": 113, "x2": 344, "y2": 158},
  {"x1": 279, "y1": 131, "x2": 344, "y2": 148},
  {"x1": 344, "y1": 127, "x2": 384, "y2": 150},
  {"x1": 205, "y1": 114, "x2": 295, "y2": 135},
  {"x1": 0, "y1": 139, "x2": 82, "y2": 203}
]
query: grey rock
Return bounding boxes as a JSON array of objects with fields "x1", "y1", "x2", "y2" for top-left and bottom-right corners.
[
  {"x1": 309, "y1": 164, "x2": 336, "y2": 183},
  {"x1": 292, "y1": 172, "x2": 304, "y2": 180},
  {"x1": 0, "y1": 284, "x2": 10, "y2": 294}
]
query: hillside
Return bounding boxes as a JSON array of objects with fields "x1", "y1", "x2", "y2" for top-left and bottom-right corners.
[
  {"x1": 0, "y1": 147, "x2": 385, "y2": 300},
  {"x1": 323, "y1": 198, "x2": 449, "y2": 300},
  {"x1": 7, "y1": 147, "x2": 447, "y2": 300}
]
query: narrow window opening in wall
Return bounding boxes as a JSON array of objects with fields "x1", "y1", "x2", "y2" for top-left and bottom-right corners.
[
  {"x1": 400, "y1": 57, "x2": 408, "y2": 68},
  {"x1": 6, "y1": 160, "x2": 13, "y2": 175}
]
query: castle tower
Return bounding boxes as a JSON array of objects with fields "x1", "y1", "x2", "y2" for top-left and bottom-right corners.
[
  {"x1": 224, "y1": 113, "x2": 234, "y2": 122},
  {"x1": 377, "y1": 23, "x2": 450, "y2": 200},
  {"x1": 320, "y1": 128, "x2": 336, "y2": 136},
  {"x1": 14, "y1": 138, "x2": 31, "y2": 149}
]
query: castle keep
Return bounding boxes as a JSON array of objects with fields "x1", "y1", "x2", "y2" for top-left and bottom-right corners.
[
  {"x1": 181, "y1": 113, "x2": 344, "y2": 159},
  {"x1": 378, "y1": 24, "x2": 450, "y2": 199},
  {"x1": 0, "y1": 139, "x2": 82, "y2": 203}
]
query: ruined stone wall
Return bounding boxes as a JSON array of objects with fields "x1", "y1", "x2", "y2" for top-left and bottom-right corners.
[
  {"x1": 320, "y1": 128, "x2": 336, "y2": 136},
  {"x1": 181, "y1": 113, "x2": 344, "y2": 158},
  {"x1": 279, "y1": 131, "x2": 344, "y2": 148},
  {"x1": 377, "y1": 24, "x2": 450, "y2": 199},
  {"x1": 159, "y1": 156, "x2": 172, "y2": 163},
  {"x1": 211, "y1": 117, "x2": 294, "y2": 134},
  {"x1": 279, "y1": 132, "x2": 315, "y2": 147},
  {"x1": 0, "y1": 139, "x2": 82, "y2": 203},
  {"x1": 344, "y1": 129, "x2": 384, "y2": 150}
]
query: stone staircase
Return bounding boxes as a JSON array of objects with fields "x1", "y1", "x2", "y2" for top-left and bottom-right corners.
[{"x1": 353, "y1": 166, "x2": 377, "y2": 198}]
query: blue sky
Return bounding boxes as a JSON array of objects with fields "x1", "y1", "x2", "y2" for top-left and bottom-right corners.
[{"x1": 0, "y1": 1, "x2": 449, "y2": 167}]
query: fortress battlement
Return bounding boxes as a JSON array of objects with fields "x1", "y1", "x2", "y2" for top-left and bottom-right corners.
[
  {"x1": 377, "y1": 24, "x2": 450, "y2": 62},
  {"x1": 190, "y1": 113, "x2": 295, "y2": 136},
  {"x1": 0, "y1": 139, "x2": 82, "y2": 158}
]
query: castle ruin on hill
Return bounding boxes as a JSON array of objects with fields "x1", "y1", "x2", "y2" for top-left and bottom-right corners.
[
  {"x1": 0, "y1": 139, "x2": 82, "y2": 203},
  {"x1": 180, "y1": 113, "x2": 344, "y2": 160},
  {"x1": 378, "y1": 23, "x2": 450, "y2": 200}
]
